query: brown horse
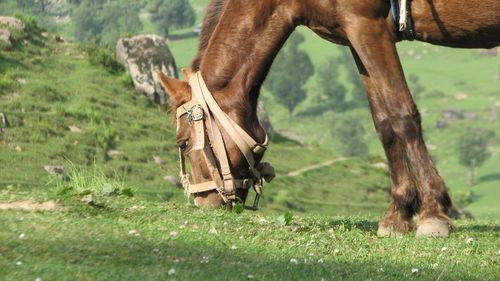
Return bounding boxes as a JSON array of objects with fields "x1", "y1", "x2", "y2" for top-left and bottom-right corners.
[{"x1": 158, "y1": 0, "x2": 500, "y2": 238}]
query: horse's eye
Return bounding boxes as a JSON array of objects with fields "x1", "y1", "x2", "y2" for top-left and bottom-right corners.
[{"x1": 179, "y1": 141, "x2": 189, "y2": 150}]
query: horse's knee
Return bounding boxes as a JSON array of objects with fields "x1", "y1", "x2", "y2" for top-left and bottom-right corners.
[
  {"x1": 377, "y1": 112, "x2": 421, "y2": 148},
  {"x1": 390, "y1": 113, "x2": 422, "y2": 143}
]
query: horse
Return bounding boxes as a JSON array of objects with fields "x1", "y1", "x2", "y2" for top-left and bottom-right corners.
[{"x1": 157, "y1": 0, "x2": 500, "y2": 238}]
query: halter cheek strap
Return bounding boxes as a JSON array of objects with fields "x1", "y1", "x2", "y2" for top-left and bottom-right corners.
[{"x1": 174, "y1": 71, "x2": 275, "y2": 208}]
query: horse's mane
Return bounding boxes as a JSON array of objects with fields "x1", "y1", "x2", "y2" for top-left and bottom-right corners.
[{"x1": 191, "y1": 0, "x2": 226, "y2": 71}]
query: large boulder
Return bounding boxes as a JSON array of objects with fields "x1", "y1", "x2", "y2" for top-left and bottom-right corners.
[
  {"x1": 436, "y1": 108, "x2": 476, "y2": 129},
  {"x1": 116, "y1": 35, "x2": 178, "y2": 104}
]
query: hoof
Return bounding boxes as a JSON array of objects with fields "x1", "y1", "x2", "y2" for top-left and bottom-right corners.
[
  {"x1": 377, "y1": 225, "x2": 404, "y2": 237},
  {"x1": 416, "y1": 218, "x2": 450, "y2": 238}
]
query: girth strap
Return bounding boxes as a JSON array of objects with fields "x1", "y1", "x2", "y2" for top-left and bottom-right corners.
[{"x1": 390, "y1": 0, "x2": 415, "y2": 40}]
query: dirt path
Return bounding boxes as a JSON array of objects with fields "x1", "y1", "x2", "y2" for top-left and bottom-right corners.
[{"x1": 287, "y1": 157, "x2": 347, "y2": 176}]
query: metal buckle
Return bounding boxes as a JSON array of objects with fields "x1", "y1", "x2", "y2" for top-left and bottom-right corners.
[
  {"x1": 191, "y1": 105, "x2": 204, "y2": 121},
  {"x1": 252, "y1": 143, "x2": 267, "y2": 154}
]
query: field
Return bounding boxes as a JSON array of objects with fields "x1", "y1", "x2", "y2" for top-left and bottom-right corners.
[
  {"x1": 0, "y1": 3, "x2": 499, "y2": 281},
  {"x1": 1, "y1": 194, "x2": 499, "y2": 281}
]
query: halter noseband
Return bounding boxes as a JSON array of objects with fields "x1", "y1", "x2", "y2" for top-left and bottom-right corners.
[{"x1": 176, "y1": 71, "x2": 275, "y2": 209}]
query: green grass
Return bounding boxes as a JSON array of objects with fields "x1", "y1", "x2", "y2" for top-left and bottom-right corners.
[{"x1": 0, "y1": 192, "x2": 499, "y2": 281}]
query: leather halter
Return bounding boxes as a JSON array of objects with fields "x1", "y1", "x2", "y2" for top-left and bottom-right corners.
[{"x1": 175, "y1": 71, "x2": 275, "y2": 209}]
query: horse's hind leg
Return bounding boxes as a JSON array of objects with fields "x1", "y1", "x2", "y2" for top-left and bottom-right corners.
[
  {"x1": 346, "y1": 19, "x2": 452, "y2": 237},
  {"x1": 350, "y1": 48, "x2": 418, "y2": 236}
]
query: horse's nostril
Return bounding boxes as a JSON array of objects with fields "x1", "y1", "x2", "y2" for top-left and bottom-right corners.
[{"x1": 194, "y1": 191, "x2": 225, "y2": 207}]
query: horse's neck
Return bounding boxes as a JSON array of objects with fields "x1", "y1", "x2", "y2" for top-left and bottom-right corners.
[{"x1": 199, "y1": 1, "x2": 295, "y2": 123}]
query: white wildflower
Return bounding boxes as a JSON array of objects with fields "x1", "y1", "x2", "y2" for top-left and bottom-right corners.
[
  {"x1": 201, "y1": 256, "x2": 210, "y2": 263},
  {"x1": 209, "y1": 228, "x2": 217, "y2": 234},
  {"x1": 170, "y1": 231, "x2": 178, "y2": 237},
  {"x1": 128, "y1": 230, "x2": 139, "y2": 236},
  {"x1": 333, "y1": 249, "x2": 340, "y2": 254},
  {"x1": 239, "y1": 236, "x2": 244, "y2": 239},
  {"x1": 411, "y1": 268, "x2": 419, "y2": 273},
  {"x1": 456, "y1": 260, "x2": 461, "y2": 264},
  {"x1": 309, "y1": 253, "x2": 314, "y2": 256},
  {"x1": 168, "y1": 268, "x2": 176, "y2": 275},
  {"x1": 430, "y1": 263, "x2": 439, "y2": 268},
  {"x1": 290, "y1": 258, "x2": 298, "y2": 264},
  {"x1": 441, "y1": 247, "x2": 448, "y2": 251},
  {"x1": 377, "y1": 268, "x2": 384, "y2": 272},
  {"x1": 179, "y1": 225, "x2": 186, "y2": 229},
  {"x1": 131, "y1": 205, "x2": 138, "y2": 209},
  {"x1": 247, "y1": 274, "x2": 254, "y2": 279},
  {"x1": 328, "y1": 228, "x2": 334, "y2": 234},
  {"x1": 35, "y1": 278, "x2": 42, "y2": 281},
  {"x1": 19, "y1": 233, "x2": 25, "y2": 239},
  {"x1": 16, "y1": 261, "x2": 22, "y2": 266},
  {"x1": 224, "y1": 222, "x2": 228, "y2": 225},
  {"x1": 230, "y1": 245, "x2": 238, "y2": 250},
  {"x1": 317, "y1": 258, "x2": 324, "y2": 263},
  {"x1": 466, "y1": 237, "x2": 474, "y2": 244}
]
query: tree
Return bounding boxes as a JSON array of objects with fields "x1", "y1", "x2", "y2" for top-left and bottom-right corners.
[
  {"x1": 72, "y1": 0, "x2": 142, "y2": 45},
  {"x1": 407, "y1": 73, "x2": 425, "y2": 102},
  {"x1": 457, "y1": 128, "x2": 495, "y2": 186},
  {"x1": 100, "y1": 0, "x2": 143, "y2": 45},
  {"x1": 317, "y1": 55, "x2": 347, "y2": 112},
  {"x1": 333, "y1": 113, "x2": 369, "y2": 157},
  {"x1": 72, "y1": 1, "x2": 103, "y2": 44},
  {"x1": 265, "y1": 33, "x2": 314, "y2": 117},
  {"x1": 148, "y1": 0, "x2": 196, "y2": 37},
  {"x1": 339, "y1": 48, "x2": 367, "y2": 109}
]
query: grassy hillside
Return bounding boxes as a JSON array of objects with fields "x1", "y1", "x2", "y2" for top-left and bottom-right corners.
[
  {"x1": 1, "y1": 0, "x2": 498, "y2": 220},
  {"x1": 0, "y1": 18, "x2": 394, "y2": 217},
  {"x1": 1, "y1": 194, "x2": 499, "y2": 281}
]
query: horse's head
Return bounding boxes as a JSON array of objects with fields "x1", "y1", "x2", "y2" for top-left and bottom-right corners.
[{"x1": 157, "y1": 69, "x2": 274, "y2": 209}]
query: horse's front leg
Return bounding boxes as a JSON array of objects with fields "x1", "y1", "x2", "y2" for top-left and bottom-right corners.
[
  {"x1": 345, "y1": 19, "x2": 452, "y2": 237},
  {"x1": 349, "y1": 47, "x2": 417, "y2": 236}
]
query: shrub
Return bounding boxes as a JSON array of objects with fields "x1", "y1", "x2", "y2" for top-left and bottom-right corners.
[{"x1": 85, "y1": 39, "x2": 123, "y2": 74}]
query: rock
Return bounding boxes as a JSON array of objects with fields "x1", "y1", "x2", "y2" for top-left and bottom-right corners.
[
  {"x1": 372, "y1": 162, "x2": 388, "y2": 169},
  {"x1": 0, "y1": 16, "x2": 26, "y2": 31},
  {"x1": 478, "y1": 47, "x2": 500, "y2": 57},
  {"x1": 116, "y1": 35, "x2": 178, "y2": 104},
  {"x1": 436, "y1": 109, "x2": 476, "y2": 129},
  {"x1": 106, "y1": 150, "x2": 123, "y2": 158},
  {"x1": 164, "y1": 175, "x2": 182, "y2": 188},
  {"x1": 0, "y1": 112, "x2": 9, "y2": 127},
  {"x1": 257, "y1": 101, "x2": 274, "y2": 137},
  {"x1": 0, "y1": 29, "x2": 11, "y2": 47},
  {"x1": 68, "y1": 126, "x2": 82, "y2": 133},
  {"x1": 17, "y1": 78, "x2": 28, "y2": 85},
  {"x1": 44, "y1": 165, "x2": 65, "y2": 177},
  {"x1": 454, "y1": 93, "x2": 469, "y2": 100},
  {"x1": 152, "y1": 155, "x2": 165, "y2": 166}
]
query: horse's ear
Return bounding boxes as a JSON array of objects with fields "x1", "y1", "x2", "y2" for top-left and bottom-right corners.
[
  {"x1": 181, "y1": 68, "x2": 193, "y2": 79},
  {"x1": 156, "y1": 70, "x2": 189, "y2": 102}
]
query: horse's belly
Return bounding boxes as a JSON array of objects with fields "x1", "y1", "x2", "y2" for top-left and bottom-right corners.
[{"x1": 413, "y1": 0, "x2": 500, "y2": 48}]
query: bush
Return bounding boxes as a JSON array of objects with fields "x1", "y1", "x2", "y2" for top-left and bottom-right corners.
[
  {"x1": 85, "y1": 39, "x2": 123, "y2": 74},
  {"x1": 14, "y1": 13, "x2": 38, "y2": 31}
]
